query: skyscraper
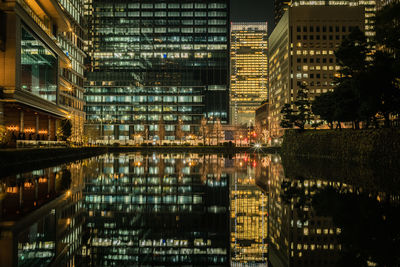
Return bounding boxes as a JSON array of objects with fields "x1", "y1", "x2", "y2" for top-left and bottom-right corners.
[
  {"x1": 84, "y1": 0, "x2": 230, "y2": 142},
  {"x1": 230, "y1": 22, "x2": 268, "y2": 127},
  {"x1": 268, "y1": 6, "x2": 364, "y2": 138}
]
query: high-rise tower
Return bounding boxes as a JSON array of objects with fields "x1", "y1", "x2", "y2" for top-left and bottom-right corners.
[
  {"x1": 84, "y1": 0, "x2": 230, "y2": 142},
  {"x1": 230, "y1": 22, "x2": 268, "y2": 127}
]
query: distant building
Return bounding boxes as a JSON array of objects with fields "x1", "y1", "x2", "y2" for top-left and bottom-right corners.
[
  {"x1": 230, "y1": 22, "x2": 268, "y2": 127},
  {"x1": 255, "y1": 102, "x2": 269, "y2": 143},
  {"x1": 268, "y1": 6, "x2": 364, "y2": 137},
  {"x1": 274, "y1": 0, "x2": 376, "y2": 39},
  {"x1": 0, "y1": 0, "x2": 77, "y2": 142},
  {"x1": 274, "y1": 0, "x2": 291, "y2": 25},
  {"x1": 84, "y1": 0, "x2": 230, "y2": 142}
]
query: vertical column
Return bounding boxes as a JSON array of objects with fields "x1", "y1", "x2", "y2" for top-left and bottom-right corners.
[
  {"x1": 34, "y1": 179, "x2": 38, "y2": 202},
  {"x1": 48, "y1": 118, "x2": 51, "y2": 140},
  {"x1": 19, "y1": 110, "x2": 24, "y2": 133},
  {"x1": 0, "y1": 103, "x2": 4, "y2": 126},
  {"x1": 35, "y1": 115, "x2": 39, "y2": 138},
  {"x1": 114, "y1": 125, "x2": 119, "y2": 142},
  {"x1": 18, "y1": 184, "x2": 23, "y2": 210},
  {"x1": 55, "y1": 119, "x2": 59, "y2": 141}
]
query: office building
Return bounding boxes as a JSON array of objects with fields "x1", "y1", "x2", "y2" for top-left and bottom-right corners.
[
  {"x1": 57, "y1": 0, "x2": 86, "y2": 142},
  {"x1": 274, "y1": 0, "x2": 376, "y2": 40},
  {"x1": 84, "y1": 0, "x2": 230, "y2": 142},
  {"x1": 274, "y1": 0, "x2": 291, "y2": 25},
  {"x1": 268, "y1": 6, "x2": 364, "y2": 137},
  {"x1": 230, "y1": 22, "x2": 268, "y2": 126},
  {"x1": 0, "y1": 0, "x2": 72, "y2": 141}
]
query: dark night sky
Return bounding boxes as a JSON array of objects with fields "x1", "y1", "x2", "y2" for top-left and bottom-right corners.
[{"x1": 230, "y1": 0, "x2": 275, "y2": 35}]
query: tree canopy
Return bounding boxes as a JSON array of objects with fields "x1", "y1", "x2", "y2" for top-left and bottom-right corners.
[{"x1": 308, "y1": 3, "x2": 400, "y2": 129}]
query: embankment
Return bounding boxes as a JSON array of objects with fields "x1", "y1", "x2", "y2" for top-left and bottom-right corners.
[
  {"x1": 281, "y1": 129, "x2": 400, "y2": 164},
  {"x1": 0, "y1": 147, "x2": 106, "y2": 177}
]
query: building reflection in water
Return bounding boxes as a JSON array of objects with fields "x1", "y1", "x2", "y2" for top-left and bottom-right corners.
[
  {"x1": 81, "y1": 153, "x2": 231, "y2": 266},
  {"x1": 268, "y1": 154, "x2": 400, "y2": 267},
  {"x1": 3, "y1": 152, "x2": 394, "y2": 267},
  {"x1": 268, "y1": 154, "x2": 341, "y2": 267},
  {"x1": 230, "y1": 154, "x2": 268, "y2": 266},
  {"x1": 0, "y1": 159, "x2": 93, "y2": 267}
]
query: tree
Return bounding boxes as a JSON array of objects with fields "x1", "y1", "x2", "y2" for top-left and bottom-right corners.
[
  {"x1": 280, "y1": 83, "x2": 311, "y2": 130},
  {"x1": 158, "y1": 117, "x2": 165, "y2": 145},
  {"x1": 333, "y1": 80, "x2": 362, "y2": 129},
  {"x1": 334, "y1": 27, "x2": 369, "y2": 128},
  {"x1": 311, "y1": 5, "x2": 400, "y2": 129},
  {"x1": 0, "y1": 125, "x2": 11, "y2": 147},
  {"x1": 58, "y1": 119, "x2": 72, "y2": 141},
  {"x1": 200, "y1": 117, "x2": 208, "y2": 145},
  {"x1": 84, "y1": 125, "x2": 101, "y2": 144},
  {"x1": 312, "y1": 92, "x2": 336, "y2": 129},
  {"x1": 175, "y1": 119, "x2": 184, "y2": 144},
  {"x1": 280, "y1": 104, "x2": 295, "y2": 129},
  {"x1": 375, "y1": 1, "x2": 400, "y2": 60},
  {"x1": 214, "y1": 118, "x2": 222, "y2": 145},
  {"x1": 335, "y1": 27, "x2": 369, "y2": 77},
  {"x1": 368, "y1": 51, "x2": 400, "y2": 127}
]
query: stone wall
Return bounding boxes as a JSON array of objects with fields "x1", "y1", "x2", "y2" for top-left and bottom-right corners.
[{"x1": 281, "y1": 129, "x2": 400, "y2": 164}]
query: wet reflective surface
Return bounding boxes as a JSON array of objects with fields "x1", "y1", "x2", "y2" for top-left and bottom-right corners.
[{"x1": 0, "y1": 152, "x2": 399, "y2": 266}]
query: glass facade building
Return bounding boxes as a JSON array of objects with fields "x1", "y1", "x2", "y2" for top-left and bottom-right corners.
[
  {"x1": 21, "y1": 27, "x2": 58, "y2": 103},
  {"x1": 84, "y1": 0, "x2": 230, "y2": 141},
  {"x1": 230, "y1": 22, "x2": 268, "y2": 126}
]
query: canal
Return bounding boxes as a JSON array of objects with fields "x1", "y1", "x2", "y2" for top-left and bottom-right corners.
[{"x1": 0, "y1": 152, "x2": 399, "y2": 266}]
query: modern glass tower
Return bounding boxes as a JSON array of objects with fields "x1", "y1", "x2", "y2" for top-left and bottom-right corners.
[
  {"x1": 84, "y1": 0, "x2": 230, "y2": 142},
  {"x1": 230, "y1": 22, "x2": 268, "y2": 127}
]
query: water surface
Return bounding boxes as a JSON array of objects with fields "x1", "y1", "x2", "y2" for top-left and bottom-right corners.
[{"x1": 0, "y1": 152, "x2": 398, "y2": 267}]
